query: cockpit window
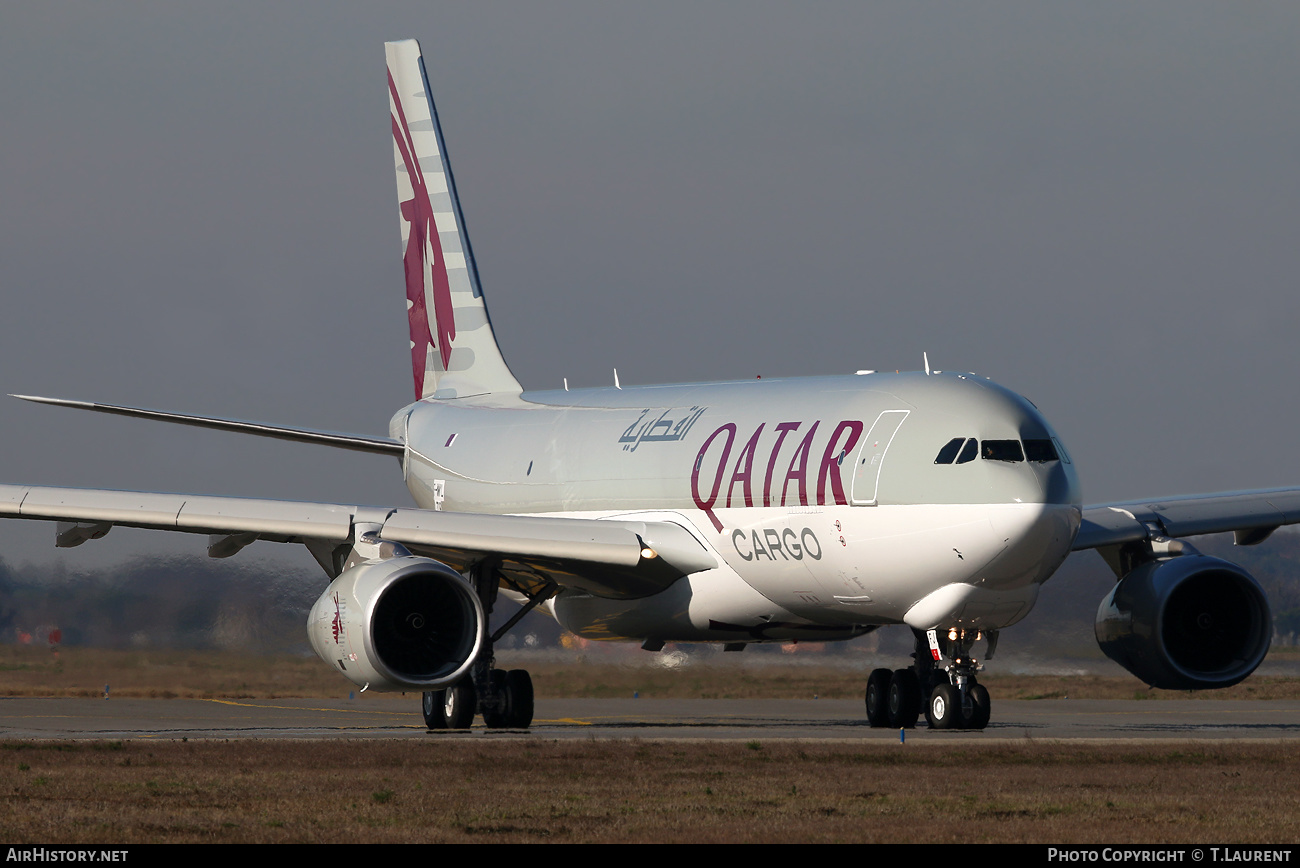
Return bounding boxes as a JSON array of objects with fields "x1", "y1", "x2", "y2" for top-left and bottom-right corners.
[
  {"x1": 934, "y1": 437, "x2": 965, "y2": 464},
  {"x1": 1052, "y1": 436, "x2": 1072, "y2": 464},
  {"x1": 956, "y1": 438, "x2": 978, "y2": 464},
  {"x1": 981, "y1": 440, "x2": 1024, "y2": 462},
  {"x1": 1024, "y1": 439, "x2": 1059, "y2": 462}
]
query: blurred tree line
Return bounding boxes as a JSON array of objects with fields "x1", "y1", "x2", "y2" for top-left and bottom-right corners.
[{"x1": 0, "y1": 531, "x2": 1296, "y2": 654}]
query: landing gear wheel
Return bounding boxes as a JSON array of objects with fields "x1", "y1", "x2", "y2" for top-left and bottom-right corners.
[
  {"x1": 887, "y1": 669, "x2": 921, "y2": 729},
  {"x1": 441, "y1": 680, "x2": 476, "y2": 729},
  {"x1": 865, "y1": 668, "x2": 892, "y2": 727},
  {"x1": 481, "y1": 669, "x2": 509, "y2": 728},
  {"x1": 422, "y1": 691, "x2": 445, "y2": 729},
  {"x1": 927, "y1": 683, "x2": 962, "y2": 730},
  {"x1": 965, "y1": 683, "x2": 991, "y2": 730},
  {"x1": 504, "y1": 669, "x2": 534, "y2": 728}
]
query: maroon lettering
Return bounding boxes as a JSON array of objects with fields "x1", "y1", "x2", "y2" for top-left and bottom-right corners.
[
  {"x1": 817, "y1": 420, "x2": 864, "y2": 506},
  {"x1": 691, "y1": 424, "x2": 737, "y2": 531},
  {"x1": 780, "y1": 422, "x2": 820, "y2": 506},
  {"x1": 726, "y1": 424, "x2": 765, "y2": 508},
  {"x1": 763, "y1": 422, "x2": 801, "y2": 507}
]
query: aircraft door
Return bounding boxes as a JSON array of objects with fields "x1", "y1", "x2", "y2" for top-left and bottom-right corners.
[
  {"x1": 850, "y1": 410, "x2": 909, "y2": 506},
  {"x1": 400, "y1": 409, "x2": 414, "y2": 481}
]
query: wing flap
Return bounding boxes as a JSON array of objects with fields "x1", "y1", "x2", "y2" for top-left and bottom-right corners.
[
  {"x1": 13, "y1": 486, "x2": 185, "y2": 528},
  {"x1": 0, "y1": 485, "x2": 357, "y2": 539},
  {"x1": 177, "y1": 496, "x2": 358, "y2": 538},
  {"x1": 382, "y1": 510, "x2": 642, "y2": 567},
  {"x1": 380, "y1": 510, "x2": 717, "y2": 599}
]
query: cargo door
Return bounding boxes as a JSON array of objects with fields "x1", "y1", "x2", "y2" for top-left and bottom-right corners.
[{"x1": 850, "y1": 410, "x2": 909, "y2": 506}]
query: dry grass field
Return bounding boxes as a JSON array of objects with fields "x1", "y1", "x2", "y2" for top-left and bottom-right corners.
[{"x1": 1, "y1": 739, "x2": 1297, "y2": 844}]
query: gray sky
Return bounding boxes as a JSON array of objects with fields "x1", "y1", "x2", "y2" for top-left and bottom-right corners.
[{"x1": 2, "y1": 2, "x2": 1300, "y2": 569}]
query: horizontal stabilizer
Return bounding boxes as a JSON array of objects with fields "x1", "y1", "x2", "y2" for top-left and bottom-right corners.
[{"x1": 11, "y1": 395, "x2": 404, "y2": 457}]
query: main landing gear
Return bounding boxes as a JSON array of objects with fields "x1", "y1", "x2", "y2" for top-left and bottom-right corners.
[
  {"x1": 422, "y1": 563, "x2": 554, "y2": 731},
  {"x1": 422, "y1": 667, "x2": 533, "y2": 729},
  {"x1": 865, "y1": 627, "x2": 995, "y2": 731}
]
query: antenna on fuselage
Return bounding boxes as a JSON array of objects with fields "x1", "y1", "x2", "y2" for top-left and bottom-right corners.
[
  {"x1": 923, "y1": 352, "x2": 931, "y2": 375},
  {"x1": 564, "y1": 377, "x2": 569, "y2": 391},
  {"x1": 614, "y1": 369, "x2": 622, "y2": 390}
]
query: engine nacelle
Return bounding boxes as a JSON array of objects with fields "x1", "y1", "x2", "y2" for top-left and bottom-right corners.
[
  {"x1": 307, "y1": 556, "x2": 484, "y2": 692},
  {"x1": 1095, "y1": 553, "x2": 1271, "y2": 690}
]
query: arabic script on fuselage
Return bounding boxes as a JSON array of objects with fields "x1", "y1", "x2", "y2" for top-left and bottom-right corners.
[{"x1": 618, "y1": 406, "x2": 707, "y2": 452}]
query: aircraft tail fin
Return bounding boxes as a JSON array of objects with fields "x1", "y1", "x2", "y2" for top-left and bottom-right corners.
[{"x1": 386, "y1": 39, "x2": 522, "y2": 400}]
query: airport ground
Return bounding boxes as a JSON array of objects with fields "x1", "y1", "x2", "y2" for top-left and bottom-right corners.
[
  {"x1": 1, "y1": 647, "x2": 1300, "y2": 843},
  {"x1": 3, "y1": 737, "x2": 1299, "y2": 844}
]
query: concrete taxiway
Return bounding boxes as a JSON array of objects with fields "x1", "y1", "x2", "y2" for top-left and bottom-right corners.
[{"x1": 2, "y1": 696, "x2": 1299, "y2": 740}]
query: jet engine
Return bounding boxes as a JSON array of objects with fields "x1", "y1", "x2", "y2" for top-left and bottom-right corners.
[
  {"x1": 1095, "y1": 552, "x2": 1271, "y2": 690},
  {"x1": 307, "y1": 556, "x2": 484, "y2": 692}
]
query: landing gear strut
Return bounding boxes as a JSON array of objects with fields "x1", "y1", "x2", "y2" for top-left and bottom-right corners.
[
  {"x1": 422, "y1": 563, "x2": 554, "y2": 731},
  {"x1": 864, "y1": 627, "x2": 995, "y2": 730}
]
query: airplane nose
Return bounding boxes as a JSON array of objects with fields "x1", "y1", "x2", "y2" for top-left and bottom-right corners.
[
  {"x1": 984, "y1": 503, "x2": 1080, "y2": 588},
  {"x1": 1037, "y1": 459, "x2": 1080, "y2": 506}
]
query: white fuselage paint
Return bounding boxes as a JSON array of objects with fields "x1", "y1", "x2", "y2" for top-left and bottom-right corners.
[{"x1": 393, "y1": 371, "x2": 1082, "y2": 644}]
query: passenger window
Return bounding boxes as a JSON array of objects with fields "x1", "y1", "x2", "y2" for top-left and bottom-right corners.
[
  {"x1": 934, "y1": 437, "x2": 965, "y2": 464},
  {"x1": 981, "y1": 440, "x2": 1024, "y2": 462},
  {"x1": 1024, "y1": 439, "x2": 1059, "y2": 462},
  {"x1": 956, "y1": 438, "x2": 978, "y2": 464}
]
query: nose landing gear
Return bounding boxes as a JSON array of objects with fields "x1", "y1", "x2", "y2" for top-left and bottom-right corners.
[
  {"x1": 923, "y1": 627, "x2": 993, "y2": 730},
  {"x1": 865, "y1": 627, "x2": 995, "y2": 731}
]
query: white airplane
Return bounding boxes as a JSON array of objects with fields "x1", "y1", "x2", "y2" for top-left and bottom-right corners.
[{"x1": 2, "y1": 38, "x2": 1291, "y2": 731}]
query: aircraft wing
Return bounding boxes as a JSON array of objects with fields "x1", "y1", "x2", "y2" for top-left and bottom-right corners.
[
  {"x1": 0, "y1": 484, "x2": 717, "y2": 600},
  {"x1": 1072, "y1": 488, "x2": 1300, "y2": 551}
]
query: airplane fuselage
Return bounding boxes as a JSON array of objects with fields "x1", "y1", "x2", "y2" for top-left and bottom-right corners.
[
  {"x1": 10, "y1": 35, "x2": 1279, "y2": 733},
  {"x1": 392, "y1": 370, "x2": 1082, "y2": 644}
]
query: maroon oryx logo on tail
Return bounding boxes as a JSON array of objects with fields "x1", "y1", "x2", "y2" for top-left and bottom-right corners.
[{"x1": 389, "y1": 68, "x2": 456, "y2": 399}]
